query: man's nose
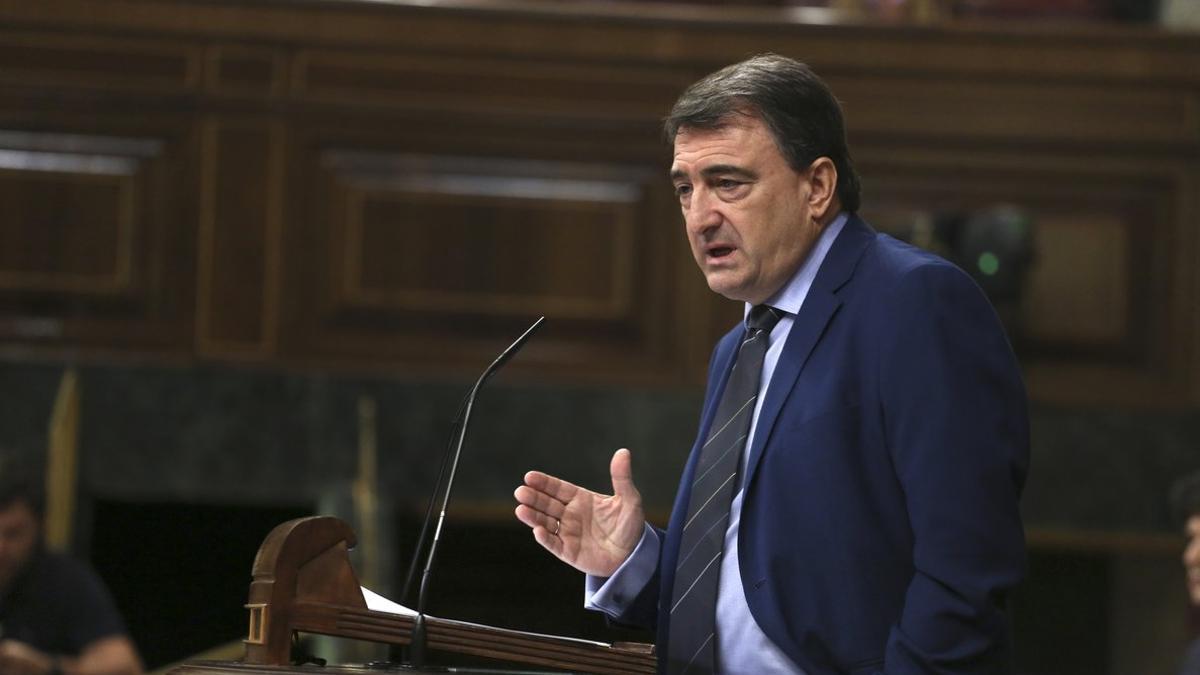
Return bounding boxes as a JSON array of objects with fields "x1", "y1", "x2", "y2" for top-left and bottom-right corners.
[{"x1": 685, "y1": 187, "x2": 721, "y2": 236}]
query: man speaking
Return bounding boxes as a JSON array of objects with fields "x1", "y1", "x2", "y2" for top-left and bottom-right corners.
[{"x1": 514, "y1": 54, "x2": 1029, "y2": 675}]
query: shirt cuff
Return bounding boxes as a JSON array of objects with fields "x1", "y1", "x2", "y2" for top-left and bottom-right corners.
[{"x1": 583, "y1": 523, "x2": 660, "y2": 617}]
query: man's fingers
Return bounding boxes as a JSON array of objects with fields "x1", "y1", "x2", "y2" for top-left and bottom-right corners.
[
  {"x1": 514, "y1": 504, "x2": 561, "y2": 534},
  {"x1": 524, "y1": 470, "x2": 579, "y2": 503},
  {"x1": 513, "y1": 485, "x2": 566, "y2": 519},
  {"x1": 514, "y1": 503, "x2": 534, "y2": 529},
  {"x1": 532, "y1": 524, "x2": 564, "y2": 555},
  {"x1": 610, "y1": 448, "x2": 638, "y2": 499}
]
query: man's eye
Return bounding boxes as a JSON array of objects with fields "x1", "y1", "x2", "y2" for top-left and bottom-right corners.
[
  {"x1": 717, "y1": 179, "x2": 742, "y2": 190},
  {"x1": 674, "y1": 184, "x2": 692, "y2": 198}
]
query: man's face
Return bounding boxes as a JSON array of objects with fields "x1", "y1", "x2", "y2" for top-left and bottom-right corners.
[
  {"x1": 671, "y1": 114, "x2": 825, "y2": 305},
  {"x1": 0, "y1": 500, "x2": 39, "y2": 591},
  {"x1": 1185, "y1": 515, "x2": 1200, "y2": 605}
]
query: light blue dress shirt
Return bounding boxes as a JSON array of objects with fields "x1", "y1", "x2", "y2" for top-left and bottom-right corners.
[{"x1": 584, "y1": 212, "x2": 849, "y2": 674}]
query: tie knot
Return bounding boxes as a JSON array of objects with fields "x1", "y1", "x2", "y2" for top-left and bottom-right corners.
[{"x1": 747, "y1": 304, "x2": 782, "y2": 334}]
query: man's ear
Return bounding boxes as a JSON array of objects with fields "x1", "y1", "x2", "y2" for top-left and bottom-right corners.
[{"x1": 805, "y1": 157, "x2": 839, "y2": 222}]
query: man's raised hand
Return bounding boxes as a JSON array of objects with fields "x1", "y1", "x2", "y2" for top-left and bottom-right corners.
[{"x1": 514, "y1": 448, "x2": 645, "y2": 578}]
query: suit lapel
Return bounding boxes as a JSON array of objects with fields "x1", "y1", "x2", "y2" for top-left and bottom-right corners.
[
  {"x1": 675, "y1": 328, "x2": 742, "y2": 515},
  {"x1": 663, "y1": 326, "x2": 741, "y2": 589},
  {"x1": 696, "y1": 331, "x2": 741, "y2": 446},
  {"x1": 743, "y1": 215, "x2": 875, "y2": 491}
]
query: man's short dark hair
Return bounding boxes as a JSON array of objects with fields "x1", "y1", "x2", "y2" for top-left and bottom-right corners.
[
  {"x1": 0, "y1": 459, "x2": 45, "y2": 518},
  {"x1": 664, "y1": 53, "x2": 862, "y2": 213},
  {"x1": 1170, "y1": 471, "x2": 1200, "y2": 529}
]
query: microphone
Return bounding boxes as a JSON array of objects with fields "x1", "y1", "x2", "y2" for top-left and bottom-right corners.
[{"x1": 404, "y1": 316, "x2": 546, "y2": 669}]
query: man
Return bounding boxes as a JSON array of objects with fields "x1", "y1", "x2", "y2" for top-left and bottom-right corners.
[
  {"x1": 0, "y1": 467, "x2": 141, "y2": 675},
  {"x1": 1171, "y1": 472, "x2": 1200, "y2": 675},
  {"x1": 514, "y1": 54, "x2": 1029, "y2": 674}
]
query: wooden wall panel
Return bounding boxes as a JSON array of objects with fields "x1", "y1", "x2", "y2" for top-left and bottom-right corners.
[
  {"x1": 0, "y1": 125, "x2": 194, "y2": 355},
  {"x1": 279, "y1": 125, "x2": 687, "y2": 382},
  {"x1": 335, "y1": 157, "x2": 638, "y2": 319},
  {"x1": 0, "y1": 166, "x2": 132, "y2": 295},
  {"x1": 856, "y1": 145, "x2": 1188, "y2": 405},
  {"x1": 196, "y1": 119, "x2": 283, "y2": 358},
  {"x1": 1024, "y1": 213, "x2": 1129, "y2": 344},
  {"x1": 0, "y1": 0, "x2": 1195, "y2": 402}
]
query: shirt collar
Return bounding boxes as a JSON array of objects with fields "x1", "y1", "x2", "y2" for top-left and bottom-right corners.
[{"x1": 745, "y1": 211, "x2": 849, "y2": 320}]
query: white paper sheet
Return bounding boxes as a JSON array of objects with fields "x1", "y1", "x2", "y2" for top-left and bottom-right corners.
[{"x1": 361, "y1": 586, "x2": 418, "y2": 616}]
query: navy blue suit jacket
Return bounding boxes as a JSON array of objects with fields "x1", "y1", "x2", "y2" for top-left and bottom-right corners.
[{"x1": 618, "y1": 216, "x2": 1029, "y2": 674}]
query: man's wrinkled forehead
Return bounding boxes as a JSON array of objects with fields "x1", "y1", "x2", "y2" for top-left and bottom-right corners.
[{"x1": 672, "y1": 108, "x2": 761, "y2": 142}]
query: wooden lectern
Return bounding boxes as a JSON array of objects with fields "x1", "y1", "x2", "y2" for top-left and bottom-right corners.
[{"x1": 237, "y1": 516, "x2": 656, "y2": 674}]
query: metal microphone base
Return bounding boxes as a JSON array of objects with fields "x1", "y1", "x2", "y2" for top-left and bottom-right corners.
[{"x1": 362, "y1": 658, "x2": 451, "y2": 667}]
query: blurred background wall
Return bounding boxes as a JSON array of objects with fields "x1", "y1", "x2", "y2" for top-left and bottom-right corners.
[{"x1": 0, "y1": 0, "x2": 1198, "y2": 673}]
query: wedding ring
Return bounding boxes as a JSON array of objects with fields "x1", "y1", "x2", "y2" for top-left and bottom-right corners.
[{"x1": 553, "y1": 519, "x2": 562, "y2": 536}]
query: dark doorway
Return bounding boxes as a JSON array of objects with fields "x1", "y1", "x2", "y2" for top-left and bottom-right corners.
[{"x1": 88, "y1": 500, "x2": 311, "y2": 669}]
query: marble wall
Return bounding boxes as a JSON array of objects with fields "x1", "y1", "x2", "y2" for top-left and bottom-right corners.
[{"x1": 3, "y1": 361, "x2": 1199, "y2": 533}]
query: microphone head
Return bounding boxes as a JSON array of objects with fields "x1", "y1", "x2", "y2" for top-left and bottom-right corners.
[{"x1": 485, "y1": 316, "x2": 545, "y2": 377}]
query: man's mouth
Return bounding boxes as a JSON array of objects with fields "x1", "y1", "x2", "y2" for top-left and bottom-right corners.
[{"x1": 706, "y1": 245, "x2": 735, "y2": 260}]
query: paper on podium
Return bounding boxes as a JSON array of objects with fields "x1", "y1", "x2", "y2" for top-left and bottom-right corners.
[
  {"x1": 359, "y1": 586, "x2": 612, "y2": 648},
  {"x1": 361, "y1": 586, "x2": 417, "y2": 616}
]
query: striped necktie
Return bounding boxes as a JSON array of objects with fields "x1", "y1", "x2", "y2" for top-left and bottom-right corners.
[{"x1": 667, "y1": 304, "x2": 783, "y2": 674}]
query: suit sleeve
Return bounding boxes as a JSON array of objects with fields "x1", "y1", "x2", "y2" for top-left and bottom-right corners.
[{"x1": 877, "y1": 262, "x2": 1030, "y2": 674}]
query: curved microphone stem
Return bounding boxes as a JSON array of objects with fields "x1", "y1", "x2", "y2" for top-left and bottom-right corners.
[
  {"x1": 391, "y1": 406, "x2": 461, "y2": 665},
  {"x1": 407, "y1": 316, "x2": 545, "y2": 668},
  {"x1": 399, "y1": 402, "x2": 464, "y2": 606}
]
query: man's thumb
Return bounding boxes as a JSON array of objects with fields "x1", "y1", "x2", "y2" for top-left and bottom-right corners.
[{"x1": 610, "y1": 448, "x2": 638, "y2": 498}]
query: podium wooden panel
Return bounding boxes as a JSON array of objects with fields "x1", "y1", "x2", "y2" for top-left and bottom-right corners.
[
  {"x1": 171, "y1": 660, "x2": 556, "y2": 675},
  {"x1": 238, "y1": 516, "x2": 656, "y2": 674}
]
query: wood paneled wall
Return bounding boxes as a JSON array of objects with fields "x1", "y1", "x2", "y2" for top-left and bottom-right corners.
[{"x1": 0, "y1": 0, "x2": 1197, "y2": 406}]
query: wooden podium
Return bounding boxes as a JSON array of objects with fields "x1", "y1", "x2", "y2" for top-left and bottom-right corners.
[{"x1": 233, "y1": 516, "x2": 656, "y2": 674}]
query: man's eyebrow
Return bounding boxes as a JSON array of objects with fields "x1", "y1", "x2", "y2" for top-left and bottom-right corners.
[
  {"x1": 701, "y1": 164, "x2": 757, "y2": 180},
  {"x1": 669, "y1": 165, "x2": 759, "y2": 181}
]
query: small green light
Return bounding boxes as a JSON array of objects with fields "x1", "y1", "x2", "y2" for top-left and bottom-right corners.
[{"x1": 977, "y1": 252, "x2": 1000, "y2": 276}]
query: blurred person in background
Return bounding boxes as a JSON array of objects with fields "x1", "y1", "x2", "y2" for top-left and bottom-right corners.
[
  {"x1": 1172, "y1": 471, "x2": 1200, "y2": 675},
  {"x1": 0, "y1": 462, "x2": 141, "y2": 675}
]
